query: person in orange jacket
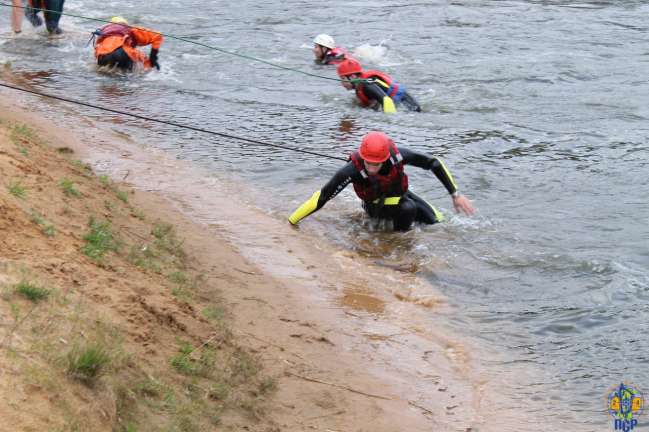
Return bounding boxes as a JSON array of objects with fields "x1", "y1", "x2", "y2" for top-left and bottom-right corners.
[{"x1": 93, "y1": 17, "x2": 163, "y2": 71}]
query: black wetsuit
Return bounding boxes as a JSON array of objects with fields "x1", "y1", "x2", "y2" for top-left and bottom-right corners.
[
  {"x1": 307, "y1": 148, "x2": 456, "y2": 231},
  {"x1": 358, "y1": 80, "x2": 422, "y2": 112},
  {"x1": 97, "y1": 47, "x2": 134, "y2": 71}
]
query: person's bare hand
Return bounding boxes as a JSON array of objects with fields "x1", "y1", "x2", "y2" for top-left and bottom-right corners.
[{"x1": 453, "y1": 194, "x2": 475, "y2": 216}]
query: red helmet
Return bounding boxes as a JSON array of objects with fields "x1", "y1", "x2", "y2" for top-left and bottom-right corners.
[
  {"x1": 359, "y1": 132, "x2": 392, "y2": 163},
  {"x1": 337, "y1": 58, "x2": 363, "y2": 77}
]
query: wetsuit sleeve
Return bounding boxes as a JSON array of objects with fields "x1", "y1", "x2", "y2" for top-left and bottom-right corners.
[
  {"x1": 361, "y1": 81, "x2": 396, "y2": 113},
  {"x1": 289, "y1": 162, "x2": 357, "y2": 225},
  {"x1": 400, "y1": 148, "x2": 458, "y2": 194},
  {"x1": 131, "y1": 27, "x2": 164, "y2": 49}
]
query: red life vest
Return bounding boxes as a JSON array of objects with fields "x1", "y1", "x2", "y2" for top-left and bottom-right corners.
[
  {"x1": 323, "y1": 47, "x2": 349, "y2": 65},
  {"x1": 349, "y1": 142, "x2": 409, "y2": 202},
  {"x1": 355, "y1": 70, "x2": 400, "y2": 106},
  {"x1": 96, "y1": 24, "x2": 135, "y2": 47}
]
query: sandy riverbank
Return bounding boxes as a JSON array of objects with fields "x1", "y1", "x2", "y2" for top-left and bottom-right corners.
[{"x1": 0, "y1": 87, "x2": 538, "y2": 431}]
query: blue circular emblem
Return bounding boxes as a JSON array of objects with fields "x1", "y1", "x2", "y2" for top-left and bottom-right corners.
[{"x1": 608, "y1": 383, "x2": 644, "y2": 421}]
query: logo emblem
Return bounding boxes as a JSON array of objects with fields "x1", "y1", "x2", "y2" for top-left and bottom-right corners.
[{"x1": 608, "y1": 383, "x2": 644, "y2": 431}]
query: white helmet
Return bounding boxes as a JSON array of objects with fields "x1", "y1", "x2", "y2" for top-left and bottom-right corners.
[{"x1": 313, "y1": 34, "x2": 335, "y2": 49}]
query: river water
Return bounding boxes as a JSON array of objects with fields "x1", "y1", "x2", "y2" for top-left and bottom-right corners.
[{"x1": 1, "y1": 0, "x2": 648, "y2": 430}]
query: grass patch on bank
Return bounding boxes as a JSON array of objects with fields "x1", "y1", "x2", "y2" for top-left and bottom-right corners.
[
  {"x1": 8, "y1": 181, "x2": 26, "y2": 199},
  {"x1": 82, "y1": 217, "x2": 120, "y2": 263},
  {"x1": 152, "y1": 223, "x2": 186, "y2": 263},
  {"x1": 15, "y1": 280, "x2": 50, "y2": 302},
  {"x1": 66, "y1": 341, "x2": 112, "y2": 385},
  {"x1": 70, "y1": 159, "x2": 93, "y2": 176},
  {"x1": 30, "y1": 210, "x2": 56, "y2": 237},
  {"x1": 10, "y1": 124, "x2": 36, "y2": 145},
  {"x1": 127, "y1": 222, "x2": 188, "y2": 278},
  {"x1": 63, "y1": 320, "x2": 127, "y2": 387},
  {"x1": 98, "y1": 175, "x2": 130, "y2": 204},
  {"x1": 16, "y1": 145, "x2": 28, "y2": 156},
  {"x1": 115, "y1": 189, "x2": 129, "y2": 203},
  {"x1": 8, "y1": 124, "x2": 39, "y2": 156},
  {"x1": 127, "y1": 244, "x2": 161, "y2": 273},
  {"x1": 170, "y1": 341, "x2": 216, "y2": 377},
  {"x1": 59, "y1": 178, "x2": 81, "y2": 198},
  {"x1": 202, "y1": 305, "x2": 225, "y2": 323}
]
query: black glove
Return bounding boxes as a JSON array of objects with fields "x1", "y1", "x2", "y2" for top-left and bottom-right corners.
[{"x1": 149, "y1": 48, "x2": 160, "y2": 70}]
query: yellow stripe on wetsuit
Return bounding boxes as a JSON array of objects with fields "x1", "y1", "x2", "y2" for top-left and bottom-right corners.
[
  {"x1": 437, "y1": 159, "x2": 458, "y2": 191},
  {"x1": 372, "y1": 196, "x2": 401, "y2": 205},
  {"x1": 373, "y1": 196, "x2": 445, "y2": 222},
  {"x1": 375, "y1": 79, "x2": 397, "y2": 113},
  {"x1": 424, "y1": 199, "x2": 445, "y2": 222},
  {"x1": 288, "y1": 190, "x2": 321, "y2": 225}
]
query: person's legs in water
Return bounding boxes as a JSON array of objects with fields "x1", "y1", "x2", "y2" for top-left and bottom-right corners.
[
  {"x1": 391, "y1": 195, "x2": 417, "y2": 231},
  {"x1": 43, "y1": 0, "x2": 64, "y2": 34},
  {"x1": 406, "y1": 191, "x2": 443, "y2": 224},
  {"x1": 25, "y1": 0, "x2": 43, "y2": 27},
  {"x1": 400, "y1": 92, "x2": 422, "y2": 112},
  {"x1": 11, "y1": 0, "x2": 23, "y2": 33},
  {"x1": 97, "y1": 47, "x2": 134, "y2": 71},
  {"x1": 363, "y1": 196, "x2": 417, "y2": 231}
]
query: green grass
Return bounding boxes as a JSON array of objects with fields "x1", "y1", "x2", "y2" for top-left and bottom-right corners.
[
  {"x1": 258, "y1": 376, "x2": 277, "y2": 395},
  {"x1": 121, "y1": 424, "x2": 138, "y2": 432},
  {"x1": 168, "y1": 271, "x2": 194, "y2": 300},
  {"x1": 70, "y1": 160, "x2": 93, "y2": 176},
  {"x1": 59, "y1": 178, "x2": 81, "y2": 198},
  {"x1": 42, "y1": 224, "x2": 56, "y2": 237},
  {"x1": 170, "y1": 343, "x2": 196, "y2": 375},
  {"x1": 104, "y1": 200, "x2": 116, "y2": 212},
  {"x1": 16, "y1": 145, "x2": 28, "y2": 156},
  {"x1": 231, "y1": 349, "x2": 259, "y2": 382},
  {"x1": 66, "y1": 342, "x2": 111, "y2": 385},
  {"x1": 131, "y1": 208, "x2": 146, "y2": 221},
  {"x1": 8, "y1": 181, "x2": 26, "y2": 199},
  {"x1": 168, "y1": 271, "x2": 188, "y2": 284},
  {"x1": 10, "y1": 124, "x2": 35, "y2": 144},
  {"x1": 81, "y1": 217, "x2": 119, "y2": 263},
  {"x1": 14, "y1": 281, "x2": 50, "y2": 302},
  {"x1": 202, "y1": 306, "x2": 225, "y2": 322},
  {"x1": 99, "y1": 175, "x2": 129, "y2": 203},
  {"x1": 170, "y1": 343, "x2": 216, "y2": 377},
  {"x1": 207, "y1": 382, "x2": 230, "y2": 401},
  {"x1": 115, "y1": 189, "x2": 129, "y2": 203},
  {"x1": 30, "y1": 210, "x2": 56, "y2": 237},
  {"x1": 127, "y1": 224, "x2": 188, "y2": 275},
  {"x1": 171, "y1": 286, "x2": 192, "y2": 301},
  {"x1": 152, "y1": 223, "x2": 186, "y2": 262},
  {"x1": 30, "y1": 210, "x2": 45, "y2": 226},
  {"x1": 127, "y1": 245, "x2": 161, "y2": 273}
]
